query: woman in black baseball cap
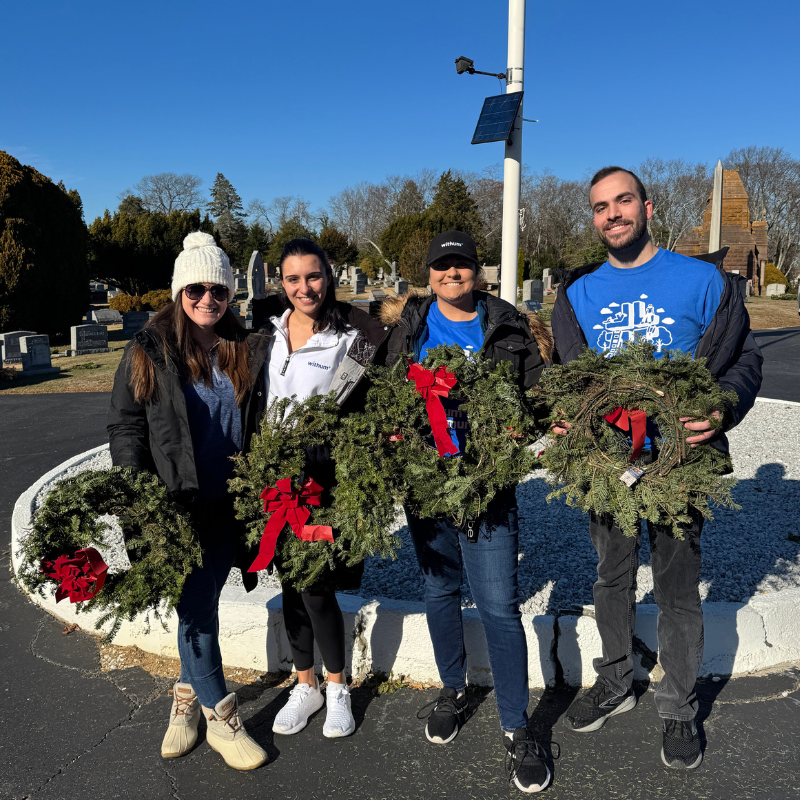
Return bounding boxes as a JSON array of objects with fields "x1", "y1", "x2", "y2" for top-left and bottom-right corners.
[{"x1": 380, "y1": 230, "x2": 554, "y2": 794}]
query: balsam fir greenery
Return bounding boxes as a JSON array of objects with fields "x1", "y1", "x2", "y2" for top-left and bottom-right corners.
[
  {"x1": 16, "y1": 468, "x2": 202, "y2": 640},
  {"x1": 533, "y1": 340, "x2": 740, "y2": 537},
  {"x1": 350, "y1": 345, "x2": 545, "y2": 526},
  {"x1": 229, "y1": 394, "x2": 400, "y2": 589}
]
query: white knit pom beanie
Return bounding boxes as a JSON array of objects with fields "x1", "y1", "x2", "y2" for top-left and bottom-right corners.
[{"x1": 171, "y1": 232, "x2": 235, "y2": 302}]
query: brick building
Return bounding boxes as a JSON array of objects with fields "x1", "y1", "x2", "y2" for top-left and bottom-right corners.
[{"x1": 674, "y1": 169, "x2": 768, "y2": 284}]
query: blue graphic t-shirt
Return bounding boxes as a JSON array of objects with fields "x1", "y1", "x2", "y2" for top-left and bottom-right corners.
[
  {"x1": 566, "y1": 248, "x2": 725, "y2": 359},
  {"x1": 418, "y1": 300, "x2": 484, "y2": 361}
]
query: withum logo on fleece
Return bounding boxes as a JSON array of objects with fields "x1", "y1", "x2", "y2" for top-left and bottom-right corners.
[{"x1": 307, "y1": 361, "x2": 330, "y2": 370}]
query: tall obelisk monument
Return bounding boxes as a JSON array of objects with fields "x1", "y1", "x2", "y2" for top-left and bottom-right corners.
[{"x1": 708, "y1": 159, "x2": 723, "y2": 253}]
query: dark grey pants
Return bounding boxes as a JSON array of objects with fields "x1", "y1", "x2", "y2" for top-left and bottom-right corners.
[{"x1": 589, "y1": 509, "x2": 704, "y2": 721}]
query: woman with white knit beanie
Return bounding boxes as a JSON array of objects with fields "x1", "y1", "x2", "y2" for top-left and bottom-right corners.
[{"x1": 108, "y1": 231, "x2": 269, "y2": 770}]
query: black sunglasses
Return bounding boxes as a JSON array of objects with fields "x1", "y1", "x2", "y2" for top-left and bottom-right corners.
[{"x1": 184, "y1": 284, "x2": 229, "y2": 302}]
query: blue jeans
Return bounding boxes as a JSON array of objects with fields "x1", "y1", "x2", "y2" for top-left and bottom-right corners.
[
  {"x1": 175, "y1": 511, "x2": 238, "y2": 709},
  {"x1": 405, "y1": 491, "x2": 529, "y2": 731}
]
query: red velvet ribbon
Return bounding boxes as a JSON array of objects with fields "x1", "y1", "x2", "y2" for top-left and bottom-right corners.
[
  {"x1": 248, "y1": 477, "x2": 334, "y2": 572},
  {"x1": 604, "y1": 407, "x2": 647, "y2": 462},
  {"x1": 407, "y1": 362, "x2": 459, "y2": 457},
  {"x1": 41, "y1": 547, "x2": 108, "y2": 603}
]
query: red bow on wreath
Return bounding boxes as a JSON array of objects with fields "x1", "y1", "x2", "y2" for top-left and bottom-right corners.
[
  {"x1": 41, "y1": 547, "x2": 108, "y2": 603},
  {"x1": 604, "y1": 407, "x2": 647, "y2": 462},
  {"x1": 407, "y1": 362, "x2": 459, "y2": 457},
  {"x1": 248, "y1": 477, "x2": 334, "y2": 572}
]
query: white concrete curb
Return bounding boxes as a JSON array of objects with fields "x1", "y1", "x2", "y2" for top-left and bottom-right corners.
[{"x1": 11, "y1": 445, "x2": 800, "y2": 687}]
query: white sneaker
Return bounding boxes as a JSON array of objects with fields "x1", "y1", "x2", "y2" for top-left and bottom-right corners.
[
  {"x1": 323, "y1": 682, "x2": 355, "y2": 738},
  {"x1": 272, "y1": 676, "x2": 324, "y2": 735},
  {"x1": 202, "y1": 692, "x2": 268, "y2": 771},
  {"x1": 161, "y1": 682, "x2": 200, "y2": 758}
]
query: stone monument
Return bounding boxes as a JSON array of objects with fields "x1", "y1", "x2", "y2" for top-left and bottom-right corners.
[
  {"x1": 482, "y1": 266, "x2": 499, "y2": 288},
  {"x1": 523, "y1": 279, "x2": 544, "y2": 303},
  {"x1": 354, "y1": 274, "x2": 367, "y2": 295},
  {"x1": 19, "y1": 334, "x2": 58, "y2": 375},
  {"x1": 92, "y1": 309, "x2": 122, "y2": 325},
  {"x1": 395, "y1": 280, "x2": 409, "y2": 296},
  {"x1": 122, "y1": 311, "x2": 155, "y2": 336},
  {"x1": 67, "y1": 324, "x2": 111, "y2": 356},
  {"x1": 766, "y1": 283, "x2": 786, "y2": 297},
  {"x1": 248, "y1": 251, "x2": 266, "y2": 301},
  {"x1": 0, "y1": 331, "x2": 36, "y2": 363}
]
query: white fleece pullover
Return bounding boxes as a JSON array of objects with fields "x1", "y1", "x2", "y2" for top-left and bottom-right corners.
[{"x1": 265, "y1": 309, "x2": 359, "y2": 406}]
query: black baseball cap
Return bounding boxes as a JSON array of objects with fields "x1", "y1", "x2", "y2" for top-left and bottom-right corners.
[{"x1": 426, "y1": 230, "x2": 479, "y2": 268}]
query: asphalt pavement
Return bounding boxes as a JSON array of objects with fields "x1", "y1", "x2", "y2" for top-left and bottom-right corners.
[
  {"x1": 2, "y1": 373, "x2": 800, "y2": 799},
  {"x1": 753, "y1": 326, "x2": 800, "y2": 402}
]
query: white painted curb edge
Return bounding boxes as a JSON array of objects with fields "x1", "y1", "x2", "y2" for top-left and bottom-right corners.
[{"x1": 11, "y1": 446, "x2": 800, "y2": 687}]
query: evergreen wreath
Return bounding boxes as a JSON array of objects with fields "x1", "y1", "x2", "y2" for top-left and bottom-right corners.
[
  {"x1": 229, "y1": 394, "x2": 400, "y2": 589},
  {"x1": 350, "y1": 345, "x2": 544, "y2": 526},
  {"x1": 16, "y1": 468, "x2": 202, "y2": 640},
  {"x1": 533, "y1": 340, "x2": 740, "y2": 537}
]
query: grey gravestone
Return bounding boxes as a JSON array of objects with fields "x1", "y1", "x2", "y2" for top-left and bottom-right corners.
[
  {"x1": 332, "y1": 275, "x2": 340, "y2": 288},
  {"x1": 0, "y1": 330, "x2": 36, "y2": 362},
  {"x1": 20, "y1": 334, "x2": 58, "y2": 375},
  {"x1": 385, "y1": 261, "x2": 398, "y2": 287},
  {"x1": 67, "y1": 324, "x2": 110, "y2": 356},
  {"x1": 265, "y1": 261, "x2": 278, "y2": 282},
  {"x1": 542, "y1": 268, "x2": 554, "y2": 292},
  {"x1": 122, "y1": 311, "x2": 155, "y2": 336},
  {"x1": 766, "y1": 283, "x2": 786, "y2": 297},
  {"x1": 482, "y1": 266, "x2": 499, "y2": 287},
  {"x1": 92, "y1": 309, "x2": 122, "y2": 325},
  {"x1": 234, "y1": 274, "x2": 248, "y2": 293},
  {"x1": 395, "y1": 280, "x2": 409, "y2": 296},
  {"x1": 746, "y1": 279, "x2": 753, "y2": 297},
  {"x1": 247, "y1": 251, "x2": 266, "y2": 301},
  {"x1": 354, "y1": 274, "x2": 367, "y2": 295},
  {"x1": 523, "y1": 279, "x2": 544, "y2": 303},
  {"x1": 522, "y1": 300, "x2": 542, "y2": 312},
  {"x1": 369, "y1": 289, "x2": 388, "y2": 301},
  {"x1": 107, "y1": 288, "x2": 121, "y2": 299}
]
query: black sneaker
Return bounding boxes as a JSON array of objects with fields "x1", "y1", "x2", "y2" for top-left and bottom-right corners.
[
  {"x1": 504, "y1": 728, "x2": 551, "y2": 794},
  {"x1": 417, "y1": 687, "x2": 469, "y2": 744},
  {"x1": 563, "y1": 677, "x2": 637, "y2": 732},
  {"x1": 661, "y1": 719, "x2": 703, "y2": 769}
]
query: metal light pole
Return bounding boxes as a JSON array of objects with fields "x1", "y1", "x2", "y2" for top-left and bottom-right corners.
[{"x1": 499, "y1": 0, "x2": 526, "y2": 307}]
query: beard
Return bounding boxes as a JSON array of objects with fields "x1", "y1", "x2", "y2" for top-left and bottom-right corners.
[{"x1": 597, "y1": 209, "x2": 648, "y2": 253}]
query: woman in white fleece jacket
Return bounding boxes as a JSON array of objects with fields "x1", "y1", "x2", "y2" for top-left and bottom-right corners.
[{"x1": 249, "y1": 238, "x2": 391, "y2": 740}]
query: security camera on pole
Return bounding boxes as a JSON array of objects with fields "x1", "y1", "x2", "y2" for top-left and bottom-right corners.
[{"x1": 456, "y1": 1, "x2": 530, "y2": 307}]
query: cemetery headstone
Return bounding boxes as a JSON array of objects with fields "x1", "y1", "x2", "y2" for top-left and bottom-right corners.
[
  {"x1": 265, "y1": 261, "x2": 278, "y2": 282},
  {"x1": 766, "y1": 283, "x2": 786, "y2": 297},
  {"x1": 385, "y1": 261, "x2": 398, "y2": 287},
  {"x1": 67, "y1": 324, "x2": 110, "y2": 356},
  {"x1": 122, "y1": 311, "x2": 155, "y2": 336},
  {"x1": 522, "y1": 300, "x2": 542, "y2": 312},
  {"x1": 542, "y1": 268, "x2": 554, "y2": 292},
  {"x1": 395, "y1": 280, "x2": 409, "y2": 296},
  {"x1": 369, "y1": 289, "x2": 387, "y2": 302},
  {"x1": 92, "y1": 309, "x2": 123, "y2": 325},
  {"x1": 523, "y1": 279, "x2": 544, "y2": 303},
  {"x1": 234, "y1": 274, "x2": 248, "y2": 293},
  {"x1": 354, "y1": 274, "x2": 367, "y2": 295},
  {"x1": 482, "y1": 266, "x2": 499, "y2": 287},
  {"x1": 0, "y1": 331, "x2": 36, "y2": 362},
  {"x1": 247, "y1": 251, "x2": 266, "y2": 301},
  {"x1": 20, "y1": 334, "x2": 59, "y2": 375}
]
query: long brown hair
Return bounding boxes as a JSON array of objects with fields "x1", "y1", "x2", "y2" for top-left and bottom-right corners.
[{"x1": 128, "y1": 299, "x2": 253, "y2": 405}]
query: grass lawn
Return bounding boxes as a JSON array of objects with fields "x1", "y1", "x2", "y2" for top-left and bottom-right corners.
[{"x1": 1, "y1": 291, "x2": 794, "y2": 396}]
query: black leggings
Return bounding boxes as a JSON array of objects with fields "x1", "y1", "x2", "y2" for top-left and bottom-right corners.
[{"x1": 282, "y1": 583, "x2": 346, "y2": 674}]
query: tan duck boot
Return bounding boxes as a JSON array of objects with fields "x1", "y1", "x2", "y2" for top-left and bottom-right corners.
[
  {"x1": 161, "y1": 682, "x2": 200, "y2": 758},
  {"x1": 202, "y1": 692, "x2": 268, "y2": 771}
]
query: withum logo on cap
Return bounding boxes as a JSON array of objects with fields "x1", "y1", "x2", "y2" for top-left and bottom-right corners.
[
  {"x1": 441, "y1": 241, "x2": 463, "y2": 248},
  {"x1": 427, "y1": 230, "x2": 478, "y2": 266}
]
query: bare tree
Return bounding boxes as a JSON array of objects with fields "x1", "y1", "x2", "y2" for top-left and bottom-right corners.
[
  {"x1": 328, "y1": 181, "x2": 393, "y2": 245},
  {"x1": 266, "y1": 195, "x2": 314, "y2": 230},
  {"x1": 726, "y1": 146, "x2": 800, "y2": 279},
  {"x1": 246, "y1": 198, "x2": 273, "y2": 232},
  {"x1": 634, "y1": 158, "x2": 711, "y2": 251},
  {"x1": 129, "y1": 172, "x2": 204, "y2": 213}
]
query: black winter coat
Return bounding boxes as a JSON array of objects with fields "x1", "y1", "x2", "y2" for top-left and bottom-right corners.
[
  {"x1": 107, "y1": 326, "x2": 271, "y2": 591},
  {"x1": 550, "y1": 260, "x2": 764, "y2": 452},
  {"x1": 380, "y1": 290, "x2": 553, "y2": 388}
]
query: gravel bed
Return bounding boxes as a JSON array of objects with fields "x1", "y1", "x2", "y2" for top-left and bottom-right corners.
[{"x1": 25, "y1": 401, "x2": 800, "y2": 610}]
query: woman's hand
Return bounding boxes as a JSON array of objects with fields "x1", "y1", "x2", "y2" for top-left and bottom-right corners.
[{"x1": 680, "y1": 411, "x2": 722, "y2": 448}]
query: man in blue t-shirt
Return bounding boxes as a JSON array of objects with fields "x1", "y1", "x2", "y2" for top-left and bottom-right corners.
[{"x1": 550, "y1": 167, "x2": 762, "y2": 772}]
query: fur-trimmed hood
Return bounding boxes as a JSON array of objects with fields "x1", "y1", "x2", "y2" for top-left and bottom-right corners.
[{"x1": 379, "y1": 288, "x2": 553, "y2": 365}]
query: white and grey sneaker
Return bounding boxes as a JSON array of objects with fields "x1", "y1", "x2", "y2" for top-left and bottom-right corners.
[
  {"x1": 323, "y1": 682, "x2": 355, "y2": 738},
  {"x1": 272, "y1": 676, "x2": 324, "y2": 735}
]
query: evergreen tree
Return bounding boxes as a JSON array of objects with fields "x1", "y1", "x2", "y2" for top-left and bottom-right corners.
[
  {"x1": 390, "y1": 179, "x2": 426, "y2": 218},
  {"x1": 245, "y1": 221, "x2": 271, "y2": 257},
  {"x1": 266, "y1": 218, "x2": 316, "y2": 264},
  {"x1": 428, "y1": 170, "x2": 483, "y2": 240},
  {"x1": 207, "y1": 172, "x2": 245, "y2": 240},
  {"x1": 319, "y1": 226, "x2": 358, "y2": 265}
]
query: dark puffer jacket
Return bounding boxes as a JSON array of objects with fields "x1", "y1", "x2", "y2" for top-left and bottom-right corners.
[
  {"x1": 550, "y1": 260, "x2": 764, "y2": 451},
  {"x1": 107, "y1": 326, "x2": 271, "y2": 591},
  {"x1": 380, "y1": 289, "x2": 553, "y2": 388}
]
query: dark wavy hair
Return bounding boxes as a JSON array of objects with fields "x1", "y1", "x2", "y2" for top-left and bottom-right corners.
[
  {"x1": 590, "y1": 166, "x2": 648, "y2": 204},
  {"x1": 278, "y1": 238, "x2": 349, "y2": 334}
]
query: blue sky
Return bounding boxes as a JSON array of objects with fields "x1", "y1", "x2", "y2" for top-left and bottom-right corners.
[{"x1": 2, "y1": 0, "x2": 798, "y2": 224}]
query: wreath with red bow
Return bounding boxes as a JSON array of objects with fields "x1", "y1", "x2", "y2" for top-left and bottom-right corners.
[
  {"x1": 344, "y1": 345, "x2": 545, "y2": 527},
  {"x1": 533, "y1": 339, "x2": 740, "y2": 537},
  {"x1": 16, "y1": 468, "x2": 202, "y2": 640},
  {"x1": 229, "y1": 394, "x2": 400, "y2": 589}
]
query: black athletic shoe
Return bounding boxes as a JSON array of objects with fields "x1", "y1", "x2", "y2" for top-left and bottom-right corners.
[
  {"x1": 417, "y1": 687, "x2": 469, "y2": 744},
  {"x1": 504, "y1": 728, "x2": 551, "y2": 794},
  {"x1": 661, "y1": 719, "x2": 703, "y2": 769},
  {"x1": 563, "y1": 677, "x2": 637, "y2": 732}
]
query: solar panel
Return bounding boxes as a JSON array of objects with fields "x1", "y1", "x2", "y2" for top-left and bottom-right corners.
[{"x1": 471, "y1": 92, "x2": 524, "y2": 145}]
